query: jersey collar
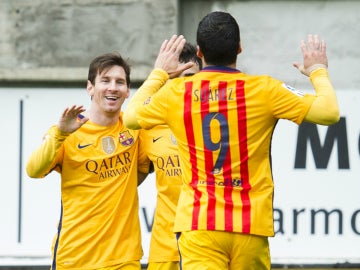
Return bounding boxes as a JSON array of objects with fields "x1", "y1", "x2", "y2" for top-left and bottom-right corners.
[{"x1": 201, "y1": 66, "x2": 241, "y2": 73}]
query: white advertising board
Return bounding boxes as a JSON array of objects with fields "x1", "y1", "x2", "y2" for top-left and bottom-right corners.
[{"x1": 0, "y1": 88, "x2": 359, "y2": 266}]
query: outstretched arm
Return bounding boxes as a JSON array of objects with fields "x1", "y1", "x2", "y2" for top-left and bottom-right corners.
[{"x1": 293, "y1": 34, "x2": 340, "y2": 125}]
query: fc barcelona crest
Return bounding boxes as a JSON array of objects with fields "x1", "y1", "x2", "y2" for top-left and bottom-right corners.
[
  {"x1": 119, "y1": 130, "x2": 134, "y2": 146},
  {"x1": 102, "y1": 136, "x2": 116, "y2": 154}
]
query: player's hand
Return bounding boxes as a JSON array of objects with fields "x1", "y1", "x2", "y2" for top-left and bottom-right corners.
[
  {"x1": 154, "y1": 35, "x2": 194, "y2": 78},
  {"x1": 58, "y1": 105, "x2": 89, "y2": 134},
  {"x1": 293, "y1": 34, "x2": 328, "y2": 76}
]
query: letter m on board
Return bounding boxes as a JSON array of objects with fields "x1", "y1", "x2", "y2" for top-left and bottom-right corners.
[{"x1": 294, "y1": 117, "x2": 349, "y2": 169}]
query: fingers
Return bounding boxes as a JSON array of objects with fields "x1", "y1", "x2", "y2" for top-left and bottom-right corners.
[
  {"x1": 168, "y1": 62, "x2": 195, "y2": 79},
  {"x1": 59, "y1": 105, "x2": 88, "y2": 133},
  {"x1": 154, "y1": 34, "x2": 187, "y2": 72},
  {"x1": 321, "y1": 39, "x2": 326, "y2": 53},
  {"x1": 173, "y1": 35, "x2": 186, "y2": 55},
  {"x1": 295, "y1": 34, "x2": 328, "y2": 77},
  {"x1": 313, "y1": 34, "x2": 320, "y2": 50},
  {"x1": 311, "y1": 34, "x2": 326, "y2": 57},
  {"x1": 62, "y1": 105, "x2": 86, "y2": 118},
  {"x1": 299, "y1": 39, "x2": 307, "y2": 54},
  {"x1": 164, "y1": 34, "x2": 186, "y2": 54},
  {"x1": 307, "y1": 34, "x2": 317, "y2": 51},
  {"x1": 304, "y1": 34, "x2": 325, "y2": 52},
  {"x1": 159, "y1": 39, "x2": 169, "y2": 54}
]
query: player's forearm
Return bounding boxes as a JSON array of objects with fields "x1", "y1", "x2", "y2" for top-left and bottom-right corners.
[
  {"x1": 26, "y1": 126, "x2": 67, "y2": 178},
  {"x1": 124, "y1": 68, "x2": 169, "y2": 129},
  {"x1": 304, "y1": 68, "x2": 340, "y2": 125}
]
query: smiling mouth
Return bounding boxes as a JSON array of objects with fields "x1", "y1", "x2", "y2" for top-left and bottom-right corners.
[{"x1": 105, "y1": 96, "x2": 119, "y2": 101}]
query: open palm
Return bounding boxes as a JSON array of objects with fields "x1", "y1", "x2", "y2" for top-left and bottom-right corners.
[{"x1": 58, "y1": 105, "x2": 89, "y2": 134}]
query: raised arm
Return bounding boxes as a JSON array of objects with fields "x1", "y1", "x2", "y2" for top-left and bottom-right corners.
[
  {"x1": 123, "y1": 35, "x2": 193, "y2": 130},
  {"x1": 26, "y1": 105, "x2": 88, "y2": 178},
  {"x1": 293, "y1": 34, "x2": 340, "y2": 125}
]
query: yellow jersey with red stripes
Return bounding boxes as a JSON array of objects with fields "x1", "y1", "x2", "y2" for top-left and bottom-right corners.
[
  {"x1": 135, "y1": 66, "x2": 315, "y2": 237},
  {"x1": 26, "y1": 114, "x2": 149, "y2": 269},
  {"x1": 140, "y1": 125, "x2": 182, "y2": 263}
]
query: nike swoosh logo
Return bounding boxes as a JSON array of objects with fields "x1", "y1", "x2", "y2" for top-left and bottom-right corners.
[
  {"x1": 78, "y1": 143, "x2": 93, "y2": 149},
  {"x1": 152, "y1": 137, "x2": 162, "y2": 143}
]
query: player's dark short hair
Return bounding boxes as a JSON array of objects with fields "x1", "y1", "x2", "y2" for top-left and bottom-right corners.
[
  {"x1": 197, "y1": 11, "x2": 240, "y2": 66},
  {"x1": 179, "y1": 42, "x2": 202, "y2": 69},
  {"x1": 88, "y1": 52, "x2": 131, "y2": 87}
]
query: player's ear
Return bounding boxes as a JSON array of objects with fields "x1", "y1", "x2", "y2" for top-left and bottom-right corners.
[
  {"x1": 196, "y1": 45, "x2": 203, "y2": 58},
  {"x1": 238, "y1": 41, "x2": 242, "y2": 55},
  {"x1": 87, "y1": 80, "x2": 94, "y2": 97},
  {"x1": 125, "y1": 86, "x2": 130, "y2": 98}
]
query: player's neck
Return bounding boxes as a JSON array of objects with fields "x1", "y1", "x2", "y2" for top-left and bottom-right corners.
[
  {"x1": 203, "y1": 62, "x2": 236, "y2": 69},
  {"x1": 88, "y1": 108, "x2": 120, "y2": 126}
]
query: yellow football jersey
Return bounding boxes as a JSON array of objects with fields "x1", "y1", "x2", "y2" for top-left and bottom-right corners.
[
  {"x1": 27, "y1": 115, "x2": 149, "y2": 269},
  {"x1": 140, "y1": 125, "x2": 182, "y2": 263},
  {"x1": 133, "y1": 67, "x2": 315, "y2": 237}
]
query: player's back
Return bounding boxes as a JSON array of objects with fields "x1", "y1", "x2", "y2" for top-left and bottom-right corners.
[{"x1": 165, "y1": 66, "x2": 311, "y2": 235}]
